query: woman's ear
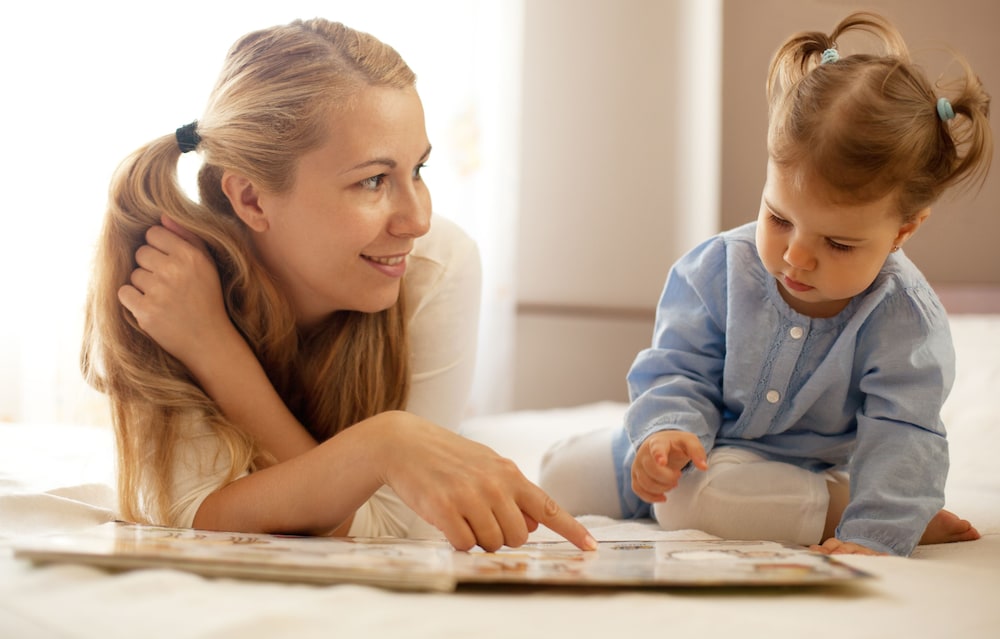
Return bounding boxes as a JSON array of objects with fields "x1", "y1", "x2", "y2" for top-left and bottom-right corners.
[
  {"x1": 894, "y1": 207, "x2": 931, "y2": 248},
  {"x1": 221, "y1": 171, "x2": 269, "y2": 232}
]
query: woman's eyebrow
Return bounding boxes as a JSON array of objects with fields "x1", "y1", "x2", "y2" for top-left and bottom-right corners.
[
  {"x1": 343, "y1": 145, "x2": 432, "y2": 174},
  {"x1": 343, "y1": 158, "x2": 396, "y2": 174}
]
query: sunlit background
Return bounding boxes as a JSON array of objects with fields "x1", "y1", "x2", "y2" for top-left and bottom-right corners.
[
  {"x1": 4, "y1": 0, "x2": 994, "y2": 427},
  {"x1": 0, "y1": 0, "x2": 523, "y2": 424}
]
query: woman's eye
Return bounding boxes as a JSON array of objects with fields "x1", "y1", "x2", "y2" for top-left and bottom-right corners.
[
  {"x1": 413, "y1": 163, "x2": 427, "y2": 179},
  {"x1": 360, "y1": 175, "x2": 385, "y2": 190}
]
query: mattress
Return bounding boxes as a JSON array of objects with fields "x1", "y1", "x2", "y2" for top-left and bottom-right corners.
[{"x1": 1, "y1": 314, "x2": 998, "y2": 638}]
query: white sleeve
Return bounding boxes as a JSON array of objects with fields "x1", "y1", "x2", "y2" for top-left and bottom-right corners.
[
  {"x1": 165, "y1": 412, "x2": 246, "y2": 529},
  {"x1": 402, "y1": 216, "x2": 482, "y2": 433},
  {"x1": 349, "y1": 217, "x2": 480, "y2": 541}
]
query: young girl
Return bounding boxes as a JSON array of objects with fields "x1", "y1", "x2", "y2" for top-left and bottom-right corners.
[
  {"x1": 540, "y1": 11, "x2": 991, "y2": 556},
  {"x1": 82, "y1": 18, "x2": 595, "y2": 553}
]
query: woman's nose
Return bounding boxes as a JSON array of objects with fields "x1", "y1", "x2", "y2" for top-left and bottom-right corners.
[{"x1": 390, "y1": 187, "x2": 432, "y2": 238}]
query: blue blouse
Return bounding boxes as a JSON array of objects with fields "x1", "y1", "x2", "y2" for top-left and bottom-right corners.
[{"x1": 621, "y1": 222, "x2": 954, "y2": 556}]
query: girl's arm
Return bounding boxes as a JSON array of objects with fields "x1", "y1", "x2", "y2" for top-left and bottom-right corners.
[
  {"x1": 837, "y1": 289, "x2": 954, "y2": 556},
  {"x1": 625, "y1": 235, "x2": 729, "y2": 452}
]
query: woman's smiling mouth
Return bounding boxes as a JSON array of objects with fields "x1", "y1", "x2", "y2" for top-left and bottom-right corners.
[
  {"x1": 363, "y1": 254, "x2": 406, "y2": 266},
  {"x1": 362, "y1": 252, "x2": 409, "y2": 277}
]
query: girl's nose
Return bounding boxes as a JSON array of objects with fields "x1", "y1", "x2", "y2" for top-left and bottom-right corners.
[{"x1": 783, "y1": 238, "x2": 816, "y2": 270}]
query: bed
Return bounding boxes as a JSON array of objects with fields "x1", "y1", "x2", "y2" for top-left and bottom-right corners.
[{"x1": 1, "y1": 311, "x2": 998, "y2": 638}]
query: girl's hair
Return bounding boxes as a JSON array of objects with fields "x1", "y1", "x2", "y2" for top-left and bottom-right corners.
[
  {"x1": 81, "y1": 19, "x2": 416, "y2": 525},
  {"x1": 766, "y1": 11, "x2": 992, "y2": 220}
]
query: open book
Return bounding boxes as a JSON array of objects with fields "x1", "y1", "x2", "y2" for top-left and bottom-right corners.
[{"x1": 13, "y1": 522, "x2": 870, "y2": 592}]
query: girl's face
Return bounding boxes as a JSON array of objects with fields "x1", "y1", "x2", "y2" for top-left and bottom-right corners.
[
  {"x1": 755, "y1": 161, "x2": 926, "y2": 318},
  {"x1": 249, "y1": 86, "x2": 432, "y2": 329}
]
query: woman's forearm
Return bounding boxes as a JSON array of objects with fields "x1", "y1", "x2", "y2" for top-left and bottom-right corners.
[
  {"x1": 188, "y1": 326, "x2": 318, "y2": 461},
  {"x1": 192, "y1": 414, "x2": 388, "y2": 535},
  {"x1": 193, "y1": 410, "x2": 598, "y2": 552}
]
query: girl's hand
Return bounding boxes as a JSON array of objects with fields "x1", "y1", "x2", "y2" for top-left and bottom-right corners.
[
  {"x1": 809, "y1": 538, "x2": 886, "y2": 556},
  {"x1": 631, "y1": 430, "x2": 708, "y2": 503},
  {"x1": 117, "y1": 214, "x2": 235, "y2": 371},
  {"x1": 379, "y1": 413, "x2": 597, "y2": 553}
]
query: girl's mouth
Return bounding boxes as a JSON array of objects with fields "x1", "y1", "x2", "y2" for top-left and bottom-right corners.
[{"x1": 783, "y1": 275, "x2": 814, "y2": 292}]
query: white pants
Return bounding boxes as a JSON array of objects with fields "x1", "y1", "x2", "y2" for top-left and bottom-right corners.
[
  {"x1": 539, "y1": 427, "x2": 843, "y2": 546},
  {"x1": 654, "y1": 446, "x2": 839, "y2": 545}
]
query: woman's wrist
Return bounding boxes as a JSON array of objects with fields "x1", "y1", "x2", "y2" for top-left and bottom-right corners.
[
  {"x1": 358, "y1": 410, "x2": 411, "y2": 482},
  {"x1": 185, "y1": 323, "x2": 256, "y2": 390},
  {"x1": 184, "y1": 325, "x2": 320, "y2": 460}
]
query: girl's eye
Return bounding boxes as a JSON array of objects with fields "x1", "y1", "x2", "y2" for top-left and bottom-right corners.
[
  {"x1": 360, "y1": 175, "x2": 385, "y2": 191},
  {"x1": 768, "y1": 214, "x2": 791, "y2": 228},
  {"x1": 827, "y1": 239, "x2": 855, "y2": 253},
  {"x1": 413, "y1": 163, "x2": 427, "y2": 179}
]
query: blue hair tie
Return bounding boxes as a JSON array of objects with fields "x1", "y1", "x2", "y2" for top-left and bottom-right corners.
[
  {"x1": 821, "y1": 48, "x2": 839, "y2": 64},
  {"x1": 936, "y1": 97, "x2": 956, "y2": 122}
]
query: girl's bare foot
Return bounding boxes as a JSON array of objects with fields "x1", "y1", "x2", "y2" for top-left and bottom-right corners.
[{"x1": 919, "y1": 509, "x2": 980, "y2": 545}]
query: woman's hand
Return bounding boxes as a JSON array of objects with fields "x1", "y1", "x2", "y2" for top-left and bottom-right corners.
[
  {"x1": 118, "y1": 215, "x2": 318, "y2": 461},
  {"x1": 117, "y1": 214, "x2": 236, "y2": 372},
  {"x1": 631, "y1": 430, "x2": 708, "y2": 503},
  {"x1": 378, "y1": 412, "x2": 597, "y2": 553}
]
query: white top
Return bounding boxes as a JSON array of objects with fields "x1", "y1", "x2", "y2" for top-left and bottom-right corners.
[{"x1": 165, "y1": 216, "x2": 482, "y2": 538}]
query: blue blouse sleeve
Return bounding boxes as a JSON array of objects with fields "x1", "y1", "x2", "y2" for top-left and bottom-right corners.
[
  {"x1": 836, "y1": 287, "x2": 954, "y2": 556},
  {"x1": 624, "y1": 235, "x2": 729, "y2": 454}
]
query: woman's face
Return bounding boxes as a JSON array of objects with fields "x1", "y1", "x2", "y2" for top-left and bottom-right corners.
[{"x1": 251, "y1": 85, "x2": 432, "y2": 328}]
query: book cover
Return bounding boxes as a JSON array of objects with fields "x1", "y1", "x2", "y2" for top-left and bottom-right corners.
[{"x1": 13, "y1": 522, "x2": 870, "y2": 592}]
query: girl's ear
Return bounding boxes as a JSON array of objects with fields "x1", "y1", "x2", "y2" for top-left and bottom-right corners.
[
  {"x1": 894, "y1": 207, "x2": 931, "y2": 248},
  {"x1": 221, "y1": 170, "x2": 270, "y2": 232}
]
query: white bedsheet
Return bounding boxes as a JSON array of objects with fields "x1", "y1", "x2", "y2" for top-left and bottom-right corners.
[{"x1": 2, "y1": 315, "x2": 998, "y2": 638}]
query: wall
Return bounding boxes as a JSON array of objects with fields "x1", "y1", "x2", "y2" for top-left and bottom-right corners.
[
  {"x1": 512, "y1": 0, "x2": 999, "y2": 411},
  {"x1": 512, "y1": 0, "x2": 720, "y2": 409}
]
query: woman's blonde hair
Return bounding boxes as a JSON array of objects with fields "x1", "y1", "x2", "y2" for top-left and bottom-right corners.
[
  {"x1": 766, "y1": 11, "x2": 992, "y2": 220},
  {"x1": 82, "y1": 19, "x2": 416, "y2": 525}
]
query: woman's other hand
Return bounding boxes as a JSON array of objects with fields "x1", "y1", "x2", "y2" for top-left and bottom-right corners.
[{"x1": 118, "y1": 214, "x2": 234, "y2": 369}]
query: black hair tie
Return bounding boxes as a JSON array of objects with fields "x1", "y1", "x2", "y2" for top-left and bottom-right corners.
[{"x1": 175, "y1": 121, "x2": 201, "y2": 153}]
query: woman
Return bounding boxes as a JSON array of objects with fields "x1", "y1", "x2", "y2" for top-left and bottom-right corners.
[{"x1": 82, "y1": 18, "x2": 595, "y2": 553}]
